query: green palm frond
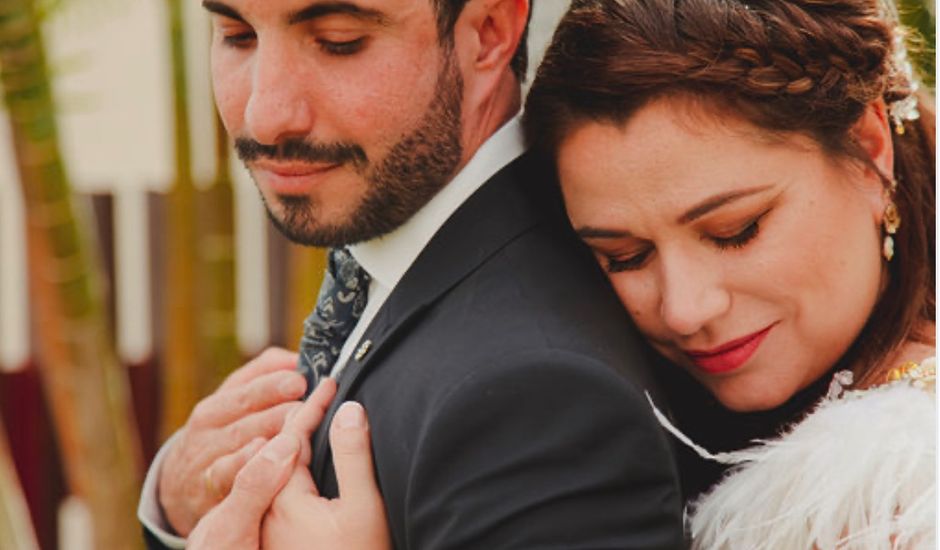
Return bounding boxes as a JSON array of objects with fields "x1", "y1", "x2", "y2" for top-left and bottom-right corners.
[{"x1": 897, "y1": 0, "x2": 935, "y2": 88}]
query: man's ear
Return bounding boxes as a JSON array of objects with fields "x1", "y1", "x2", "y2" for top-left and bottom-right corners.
[{"x1": 455, "y1": 0, "x2": 528, "y2": 77}]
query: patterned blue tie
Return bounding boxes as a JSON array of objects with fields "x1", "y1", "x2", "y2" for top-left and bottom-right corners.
[{"x1": 297, "y1": 248, "x2": 371, "y2": 398}]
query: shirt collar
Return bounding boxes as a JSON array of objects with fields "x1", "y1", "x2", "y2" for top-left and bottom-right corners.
[{"x1": 349, "y1": 115, "x2": 527, "y2": 291}]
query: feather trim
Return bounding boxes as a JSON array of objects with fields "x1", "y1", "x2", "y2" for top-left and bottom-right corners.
[{"x1": 681, "y1": 377, "x2": 936, "y2": 550}]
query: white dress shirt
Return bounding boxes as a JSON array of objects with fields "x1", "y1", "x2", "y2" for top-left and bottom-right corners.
[{"x1": 138, "y1": 116, "x2": 527, "y2": 548}]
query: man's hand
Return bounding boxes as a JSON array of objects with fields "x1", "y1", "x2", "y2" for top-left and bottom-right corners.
[
  {"x1": 261, "y1": 401, "x2": 392, "y2": 550},
  {"x1": 187, "y1": 379, "x2": 338, "y2": 550},
  {"x1": 158, "y1": 347, "x2": 307, "y2": 536}
]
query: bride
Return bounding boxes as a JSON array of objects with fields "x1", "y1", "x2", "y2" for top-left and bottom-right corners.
[{"x1": 191, "y1": 0, "x2": 935, "y2": 548}]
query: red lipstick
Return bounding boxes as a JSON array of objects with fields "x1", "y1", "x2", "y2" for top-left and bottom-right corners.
[{"x1": 685, "y1": 324, "x2": 775, "y2": 375}]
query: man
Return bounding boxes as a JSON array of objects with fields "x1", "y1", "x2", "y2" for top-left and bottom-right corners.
[{"x1": 140, "y1": 0, "x2": 684, "y2": 547}]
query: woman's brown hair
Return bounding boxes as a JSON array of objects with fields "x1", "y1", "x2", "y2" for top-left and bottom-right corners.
[{"x1": 524, "y1": 0, "x2": 935, "y2": 384}]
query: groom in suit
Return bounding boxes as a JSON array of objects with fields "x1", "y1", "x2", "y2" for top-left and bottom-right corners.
[{"x1": 139, "y1": 0, "x2": 683, "y2": 547}]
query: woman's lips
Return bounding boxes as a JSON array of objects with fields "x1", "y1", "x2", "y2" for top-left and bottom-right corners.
[{"x1": 684, "y1": 324, "x2": 775, "y2": 374}]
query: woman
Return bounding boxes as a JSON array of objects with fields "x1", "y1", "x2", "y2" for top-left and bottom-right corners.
[
  {"x1": 522, "y1": 1, "x2": 935, "y2": 546},
  {"x1": 193, "y1": 0, "x2": 935, "y2": 547}
]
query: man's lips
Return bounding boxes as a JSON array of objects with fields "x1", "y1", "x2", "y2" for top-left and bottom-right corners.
[
  {"x1": 252, "y1": 161, "x2": 340, "y2": 194},
  {"x1": 253, "y1": 160, "x2": 339, "y2": 177},
  {"x1": 683, "y1": 323, "x2": 776, "y2": 374}
]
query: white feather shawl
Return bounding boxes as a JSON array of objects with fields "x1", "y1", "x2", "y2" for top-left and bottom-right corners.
[{"x1": 666, "y1": 360, "x2": 936, "y2": 550}]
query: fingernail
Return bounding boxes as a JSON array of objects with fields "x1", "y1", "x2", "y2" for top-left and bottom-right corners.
[
  {"x1": 279, "y1": 375, "x2": 304, "y2": 397},
  {"x1": 262, "y1": 434, "x2": 299, "y2": 463},
  {"x1": 335, "y1": 401, "x2": 366, "y2": 429}
]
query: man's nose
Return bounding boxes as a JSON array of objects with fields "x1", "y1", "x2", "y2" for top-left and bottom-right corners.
[
  {"x1": 244, "y1": 42, "x2": 315, "y2": 145},
  {"x1": 658, "y1": 254, "x2": 731, "y2": 337}
]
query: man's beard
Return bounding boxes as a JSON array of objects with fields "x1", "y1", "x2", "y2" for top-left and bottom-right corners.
[{"x1": 236, "y1": 50, "x2": 464, "y2": 248}]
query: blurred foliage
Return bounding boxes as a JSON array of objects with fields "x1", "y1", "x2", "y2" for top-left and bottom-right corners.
[
  {"x1": 196, "y1": 113, "x2": 240, "y2": 396},
  {"x1": 159, "y1": 0, "x2": 201, "y2": 439},
  {"x1": 0, "y1": 0, "x2": 143, "y2": 548},
  {"x1": 0, "y1": 415, "x2": 40, "y2": 550},
  {"x1": 160, "y1": 0, "x2": 241, "y2": 438},
  {"x1": 897, "y1": 0, "x2": 936, "y2": 88}
]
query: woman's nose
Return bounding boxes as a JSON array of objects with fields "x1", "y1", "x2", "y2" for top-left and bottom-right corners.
[{"x1": 658, "y1": 255, "x2": 731, "y2": 337}]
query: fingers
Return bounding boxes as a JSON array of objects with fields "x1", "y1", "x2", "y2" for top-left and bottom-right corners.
[
  {"x1": 205, "y1": 437, "x2": 267, "y2": 500},
  {"x1": 283, "y1": 378, "x2": 337, "y2": 433},
  {"x1": 330, "y1": 402, "x2": 382, "y2": 504},
  {"x1": 221, "y1": 347, "x2": 300, "y2": 390},
  {"x1": 283, "y1": 378, "x2": 338, "y2": 465},
  {"x1": 279, "y1": 460, "x2": 319, "y2": 497},
  {"x1": 207, "y1": 381, "x2": 328, "y2": 506},
  {"x1": 273, "y1": 379, "x2": 338, "y2": 498},
  {"x1": 223, "y1": 401, "x2": 301, "y2": 448},
  {"x1": 158, "y1": 349, "x2": 304, "y2": 537},
  {"x1": 218, "y1": 433, "x2": 301, "y2": 521},
  {"x1": 193, "y1": 371, "x2": 306, "y2": 429},
  {"x1": 191, "y1": 401, "x2": 301, "y2": 468}
]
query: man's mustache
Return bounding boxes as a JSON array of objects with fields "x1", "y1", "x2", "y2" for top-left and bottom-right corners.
[{"x1": 234, "y1": 137, "x2": 368, "y2": 168}]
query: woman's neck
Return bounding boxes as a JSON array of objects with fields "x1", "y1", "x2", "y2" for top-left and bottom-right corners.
[{"x1": 857, "y1": 320, "x2": 936, "y2": 388}]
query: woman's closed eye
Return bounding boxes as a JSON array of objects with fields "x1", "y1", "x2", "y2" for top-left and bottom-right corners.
[
  {"x1": 707, "y1": 208, "x2": 771, "y2": 250},
  {"x1": 605, "y1": 246, "x2": 653, "y2": 273}
]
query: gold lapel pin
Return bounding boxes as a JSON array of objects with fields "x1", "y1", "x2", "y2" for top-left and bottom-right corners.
[{"x1": 354, "y1": 340, "x2": 373, "y2": 361}]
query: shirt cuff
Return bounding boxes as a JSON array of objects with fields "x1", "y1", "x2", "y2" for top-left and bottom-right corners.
[{"x1": 138, "y1": 432, "x2": 187, "y2": 549}]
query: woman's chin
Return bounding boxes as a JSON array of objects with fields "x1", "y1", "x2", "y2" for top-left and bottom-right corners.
[{"x1": 703, "y1": 377, "x2": 794, "y2": 413}]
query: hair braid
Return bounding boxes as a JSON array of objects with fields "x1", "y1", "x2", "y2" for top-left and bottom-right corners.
[{"x1": 527, "y1": 0, "x2": 918, "y2": 148}]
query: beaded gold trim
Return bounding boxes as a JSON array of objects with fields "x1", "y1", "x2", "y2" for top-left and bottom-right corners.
[{"x1": 884, "y1": 359, "x2": 936, "y2": 390}]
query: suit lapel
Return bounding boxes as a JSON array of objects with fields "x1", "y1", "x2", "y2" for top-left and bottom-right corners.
[{"x1": 312, "y1": 152, "x2": 560, "y2": 484}]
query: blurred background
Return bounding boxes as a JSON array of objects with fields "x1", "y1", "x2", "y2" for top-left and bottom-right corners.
[
  {"x1": 0, "y1": 1, "x2": 572, "y2": 548},
  {"x1": 0, "y1": 0, "x2": 932, "y2": 548}
]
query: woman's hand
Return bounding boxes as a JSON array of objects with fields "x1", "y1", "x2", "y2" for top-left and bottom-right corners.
[
  {"x1": 187, "y1": 378, "x2": 334, "y2": 550},
  {"x1": 261, "y1": 400, "x2": 392, "y2": 550},
  {"x1": 187, "y1": 377, "x2": 392, "y2": 550}
]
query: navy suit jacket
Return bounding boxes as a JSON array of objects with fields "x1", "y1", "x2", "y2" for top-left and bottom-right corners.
[
  {"x1": 145, "y1": 151, "x2": 684, "y2": 549},
  {"x1": 310, "y1": 152, "x2": 683, "y2": 549}
]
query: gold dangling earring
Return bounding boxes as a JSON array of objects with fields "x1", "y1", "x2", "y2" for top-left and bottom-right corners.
[{"x1": 882, "y1": 181, "x2": 901, "y2": 261}]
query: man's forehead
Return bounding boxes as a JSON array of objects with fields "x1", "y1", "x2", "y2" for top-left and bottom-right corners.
[{"x1": 201, "y1": 0, "x2": 431, "y2": 23}]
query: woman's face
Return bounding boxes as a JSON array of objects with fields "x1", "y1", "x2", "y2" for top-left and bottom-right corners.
[{"x1": 557, "y1": 98, "x2": 888, "y2": 411}]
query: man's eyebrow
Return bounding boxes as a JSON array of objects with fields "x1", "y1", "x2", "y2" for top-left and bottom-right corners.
[
  {"x1": 202, "y1": 0, "x2": 245, "y2": 23},
  {"x1": 575, "y1": 226, "x2": 634, "y2": 240},
  {"x1": 677, "y1": 184, "x2": 773, "y2": 224},
  {"x1": 287, "y1": 2, "x2": 390, "y2": 26}
]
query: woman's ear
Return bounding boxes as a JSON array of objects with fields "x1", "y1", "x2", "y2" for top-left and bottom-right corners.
[
  {"x1": 853, "y1": 98, "x2": 895, "y2": 182},
  {"x1": 851, "y1": 98, "x2": 896, "y2": 219}
]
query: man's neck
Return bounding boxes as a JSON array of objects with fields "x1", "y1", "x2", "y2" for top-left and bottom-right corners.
[{"x1": 457, "y1": 75, "x2": 522, "y2": 175}]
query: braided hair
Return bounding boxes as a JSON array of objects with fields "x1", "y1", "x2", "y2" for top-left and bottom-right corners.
[{"x1": 524, "y1": 0, "x2": 934, "y2": 384}]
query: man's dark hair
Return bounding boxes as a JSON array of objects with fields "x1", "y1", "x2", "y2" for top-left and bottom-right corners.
[{"x1": 431, "y1": 0, "x2": 532, "y2": 81}]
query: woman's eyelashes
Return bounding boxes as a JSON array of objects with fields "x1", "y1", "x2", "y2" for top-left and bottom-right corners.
[
  {"x1": 708, "y1": 209, "x2": 770, "y2": 250},
  {"x1": 603, "y1": 209, "x2": 772, "y2": 274},
  {"x1": 606, "y1": 247, "x2": 652, "y2": 273}
]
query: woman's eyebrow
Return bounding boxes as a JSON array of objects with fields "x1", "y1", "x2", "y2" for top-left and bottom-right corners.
[
  {"x1": 677, "y1": 184, "x2": 773, "y2": 224},
  {"x1": 575, "y1": 226, "x2": 633, "y2": 240}
]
